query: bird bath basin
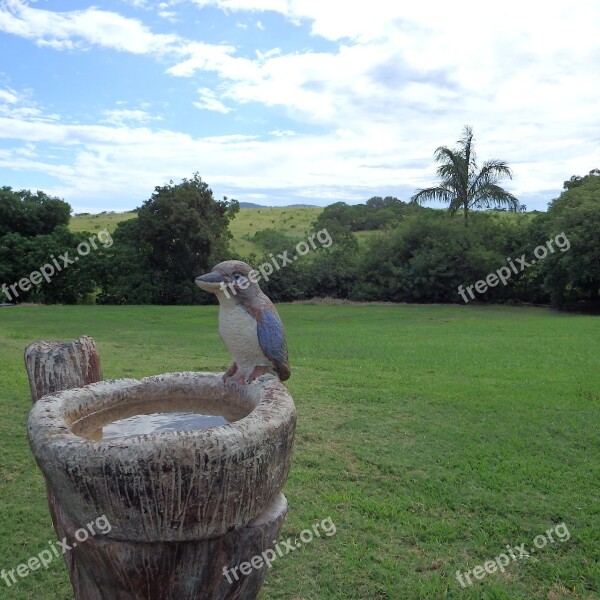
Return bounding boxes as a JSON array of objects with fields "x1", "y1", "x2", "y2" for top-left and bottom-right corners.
[{"x1": 28, "y1": 371, "x2": 296, "y2": 542}]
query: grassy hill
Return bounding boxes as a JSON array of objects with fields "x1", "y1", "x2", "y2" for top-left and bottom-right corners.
[
  {"x1": 229, "y1": 206, "x2": 322, "y2": 256},
  {"x1": 70, "y1": 211, "x2": 138, "y2": 234},
  {"x1": 69, "y1": 206, "x2": 534, "y2": 258},
  {"x1": 70, "y1": 206, "x2": 323, "y2": 257}
]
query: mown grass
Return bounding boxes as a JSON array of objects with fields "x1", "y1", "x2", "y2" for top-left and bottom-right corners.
[
  {"x1": 70, "y1": 206, "x2": 323, "y2": 257},
  {"x1": 0, "y1": 304, "x2": 599, "y2": 599}
]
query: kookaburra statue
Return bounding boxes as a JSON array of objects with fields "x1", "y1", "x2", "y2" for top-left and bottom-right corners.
[{"x1": 196, "y1": 260, "x2": 290, "y2": 385}]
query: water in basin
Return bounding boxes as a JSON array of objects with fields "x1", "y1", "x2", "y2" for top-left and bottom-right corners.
[
  {"x1": 72, "y1": 409, "x2": 229, "y2": 441},
  {"x1": 102, "y1": 411, "x2": 229, "y2": 440}
]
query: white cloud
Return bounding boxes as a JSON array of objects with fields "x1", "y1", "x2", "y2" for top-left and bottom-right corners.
[
  {"x1": 201, "y1": 134, "x2": 257, "y2": 143},
  {"x1": 0, "y1": 112, "x2": 411, "y2": 202},
  {"x1": 165, "y1": 42, "x2": 245, "y2": 77},
  {"x1": 0, "y1": 102, "x2": 594, "y2": 211},
  {"x1": 158, "y1": 10, "x2": 178, "y2": 21},
  {"x1": 170, "y1": 2, "x2": 600, "y2": 201},
  {"x1": 270, "y1": 129, "x2": 296, "y2": 137},
  {"x1": 102, "y1": 109, "x2": 163, "y2": 126},
  {"x1": 0, "y1": 88, "x2": 19, "y2": 104},
  {"x1": 16, "y1": 142, "x2": 37, "y2": 157},
  {"x1": 0, "y1": 85, "x2": 59, "y2": 121},
  {"x1": 0, "y1": 2, "x2": 181, "y2": 54},
  {"x1": 255, "y1": 47, "x2": 280, "y2": 60},
  {"x1": 190, "y1": 0, "x2": 289, "y2": 13},
  {"x1": 122, "y1": 0, "x2": 148, "y2": 7},
  {"x1": 1, "y1": 1, "x2": 599, "y2": 209},
  {"x1": 193, "y1": 88, "x2": 232, "y2": 113}
]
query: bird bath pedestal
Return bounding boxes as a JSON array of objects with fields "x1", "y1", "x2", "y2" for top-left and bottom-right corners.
[{"x1": 25, "y1": 336, "x2": 296, "y2": 600}]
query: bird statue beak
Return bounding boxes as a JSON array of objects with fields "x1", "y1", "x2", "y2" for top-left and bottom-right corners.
[{"x1": 195, "y1": 272, "x2": 225, "y2": 293}]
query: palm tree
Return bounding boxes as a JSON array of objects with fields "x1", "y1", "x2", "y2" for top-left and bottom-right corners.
[{"x1": 410, "y1": 126, "x2": 518, "y2": 226}]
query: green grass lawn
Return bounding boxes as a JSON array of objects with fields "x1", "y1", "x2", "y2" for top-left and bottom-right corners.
[
  {"x1": 70, "y1": 206, "x2": 323, "y2": 257},
  {"x1": 0, "y1": 304, "x2": 598, "y2": 599}
]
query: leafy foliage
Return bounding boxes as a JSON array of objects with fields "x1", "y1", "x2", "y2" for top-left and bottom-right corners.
[
  {"x1": 411, "y1": 126, "x2": 518, "y2": 225},
  {"x1": 97, "y1": 174, "x2": 239, "y2": 305},
  {"x1": 252, "y1": 228, "x2": 302, "y2": 253},
  {"x1": 314, "y1": 197, "x2": 421, "y2": 233},
  {"x1": 2, "y1": 168, "x2": 599, "y2": 312},
  {"x1": 351, "y1": 212, "x2": 523, "y2": 303},
  {"x1": 0, "y1": 186, "x2": 71, "y2": 237},
  {"x1": 0, "y1": 187, "x2": 97, "y2": 303},
  {"x1": 536, "y1": 170, "x2": 600, "y2": 306}
]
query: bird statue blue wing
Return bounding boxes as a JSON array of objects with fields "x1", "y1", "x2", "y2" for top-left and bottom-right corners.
[{"x1": 256, "y1": 310, "x2": 290, "y2": 381}]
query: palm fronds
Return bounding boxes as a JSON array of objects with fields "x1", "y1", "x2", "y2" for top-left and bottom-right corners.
[{"x1": 411, "y1": 126, "x2": 517, "y2": 225}]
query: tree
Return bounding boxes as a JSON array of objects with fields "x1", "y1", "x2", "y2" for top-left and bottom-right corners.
[
  {"x1": 0, "y1": 186, "x2": 71, "y2": 237},
  {"x1": 366, "y1": 196, "x2": 403, "y2": 210},
  {"x1": 0, "y1": 187, "x2": 97, "y2": 304},
  {"x1": 350, "y1": 212, "x2": 518, "y2": 303},
  {"x1": 563, "y1": 168, "x2": 599, "y2": 190},
  {"x1": 410, "y1": 126, "x2": 518, "y2": 226},
  {"x1": 98, "y1": 174, "x2": 239, "y2": 305},
  {"x1": 537, "y1": 171, "x2": 600, "y2": 307}
]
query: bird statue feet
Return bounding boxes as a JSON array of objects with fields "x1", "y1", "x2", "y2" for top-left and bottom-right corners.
[
  {"x1": 223, "y1": 364, "x2": 272, "y2": 385},
  {"x1": 243, "y1": 365, "x2": 271, "y2": 384},
  {"x1": 223, "y1": 363, "x2": 238, "y2": 380}
]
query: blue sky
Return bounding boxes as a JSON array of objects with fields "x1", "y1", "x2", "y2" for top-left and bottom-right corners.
[{"x1": 0, "y1": 0, "x2": 598, "y2": 213}]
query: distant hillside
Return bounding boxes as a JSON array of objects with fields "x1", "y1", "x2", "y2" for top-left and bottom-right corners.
[
  {"x1": 70, "y1": 206, "x2": 323, "y2": 257},
  {"x1": 70, "y1": 211, "x2": 137, "y2": 234},
  {"x1": 238, "y1": 202, "x2": 265, "y2": 208},
  {"x1": 229, "y1": 206, "x2": 322, "y2": 255}
]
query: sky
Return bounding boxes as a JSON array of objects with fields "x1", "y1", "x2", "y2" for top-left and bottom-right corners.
[{"x1": 0, "y1": 0, "x2": 598, "y2": 213}]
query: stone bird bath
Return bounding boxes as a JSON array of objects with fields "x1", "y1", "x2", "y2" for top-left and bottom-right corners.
[{"x1": 25, "y1": 336, "x2": 296, "y2": 600}]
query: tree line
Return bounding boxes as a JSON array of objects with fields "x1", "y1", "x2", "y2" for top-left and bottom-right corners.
[{"x1": 1, "y1": 145, "x2": 598, "y2": 310}]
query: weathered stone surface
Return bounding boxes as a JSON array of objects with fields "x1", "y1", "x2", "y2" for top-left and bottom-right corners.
[
  {"x1": 28, "y1": 372, "x2": 296, "y2": 542},
  {"x1": 25, "y1": 336, "x2": 102, "y2": 402},
  {"x1": 25, "y1": 336, "x2": 104, "y2": 595},
  {"x1": 62, "y1": 493, "x2": 288, "y2": 600},
  {"x1": 25, "y1": 337, "x2": 296, "y2": 600}
]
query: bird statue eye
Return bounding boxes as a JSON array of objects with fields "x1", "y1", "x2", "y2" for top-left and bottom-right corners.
[{"x1": 233, "y1": 273, "x2": 243, "y2": 281}]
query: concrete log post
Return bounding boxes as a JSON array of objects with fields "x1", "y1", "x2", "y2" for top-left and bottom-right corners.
[{"x1": 25, "y1": 336, "x2": 295, "y2": 600}]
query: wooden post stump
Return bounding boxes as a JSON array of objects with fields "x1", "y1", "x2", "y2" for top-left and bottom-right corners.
[
  {"x1": 25, "y1": 336, "x2": 295, "y2": 600},
  {"x1": 25, "y1": 336, "x2": 103, "y2": 402}
]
